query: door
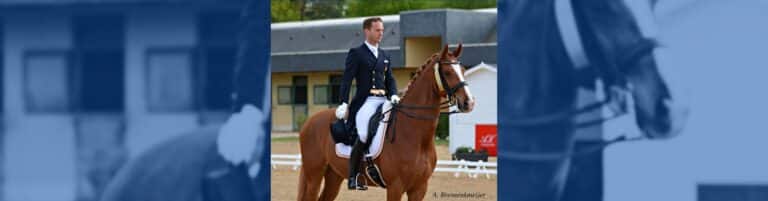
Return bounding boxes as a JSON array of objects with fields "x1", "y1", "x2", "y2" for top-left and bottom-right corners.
[{"x1": 292, "y1": 76, "x2": 308, "y2": 131}]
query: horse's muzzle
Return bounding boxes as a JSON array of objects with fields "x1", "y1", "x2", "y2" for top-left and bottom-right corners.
[{"x1": 458, "y1": 97, "x2": 475, "y2": 113}]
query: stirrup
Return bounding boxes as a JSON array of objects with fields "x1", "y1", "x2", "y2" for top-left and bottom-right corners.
[{"x1": 348, "y1": 174, "x2": 368, "y2": 191}]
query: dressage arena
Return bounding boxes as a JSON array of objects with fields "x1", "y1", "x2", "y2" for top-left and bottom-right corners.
[{"x1": 271, "y1": 136, "x2": 497, "y2": 201}]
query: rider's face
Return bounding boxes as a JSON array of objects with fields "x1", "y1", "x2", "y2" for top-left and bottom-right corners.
[{"x1": 365, "y1": 21, "x2": 384, "y2": 45}]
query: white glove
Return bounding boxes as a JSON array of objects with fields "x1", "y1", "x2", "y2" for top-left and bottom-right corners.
[
  {"x1": 335, "y1": 102, "x2": 348, "y2": 119},
  {"x1": 217, "y1": 104, "x2": 267, "y2": 173},
  {"x1": 390, "y1": 95, "x2": 401, "y2": 104}
]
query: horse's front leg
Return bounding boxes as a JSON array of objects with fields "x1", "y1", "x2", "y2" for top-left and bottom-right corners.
[
  {"x1": 386, "y1": 180, "x2": 405, "y2": 201},
  {"x1": 406, "y1": 181, "x2": 429, "y2": 201}
]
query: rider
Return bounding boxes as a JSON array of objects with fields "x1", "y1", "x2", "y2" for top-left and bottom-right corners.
[{"x1": 335, "y1": 17, "x2": 400, "y2": 191}]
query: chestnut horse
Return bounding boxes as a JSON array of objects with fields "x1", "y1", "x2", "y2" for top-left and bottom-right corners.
[{"x1": 297, "y1": 44, "x2": 475, "y2": 201}]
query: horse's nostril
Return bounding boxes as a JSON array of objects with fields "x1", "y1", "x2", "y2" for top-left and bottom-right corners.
[{"x1": 460, "y1": 102, "x2": 470, "y2": 111}]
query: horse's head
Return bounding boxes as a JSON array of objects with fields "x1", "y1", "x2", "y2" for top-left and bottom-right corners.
[
  {"x1": 587, "y1": 0, "x2": 688, "y2": 139},
  {"x1": 434, "y1": 44, "x2": 475, "y2": 113}
]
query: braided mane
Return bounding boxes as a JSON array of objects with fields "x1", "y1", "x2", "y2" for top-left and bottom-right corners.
[{"x1": 400, "y1": 54, "x2": 441, "y2": 99}]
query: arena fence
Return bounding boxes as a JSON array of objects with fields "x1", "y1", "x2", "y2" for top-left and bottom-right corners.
[{"x1": 271, "y1": 154, "x2": 496, "y2": 179}]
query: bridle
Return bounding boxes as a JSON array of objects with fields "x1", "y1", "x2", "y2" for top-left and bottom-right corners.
[
  {"x1": 384, "y1": 58, "x2": 469, "y2": 143},
  {"x1": 434, "y1": 61, "x2": 469, "y2": 106},
  {"x1": 499, "y1": 83, "x2": 647, "y2": 161},
  {"x1": 499, "y1": 0, "x2": 656, "y2": 161}
]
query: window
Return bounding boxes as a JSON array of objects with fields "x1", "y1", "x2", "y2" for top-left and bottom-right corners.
[
  {"x1": 329, "y1": 75, "x2": 343, "y2": 104},
  {"x1": 24, "y1": 51, "x2": 71, "y2": 113},
  {"x1": 146, "y1": 48, "x2": 195, "y2": 112},
  {"x1": 313, "y1": 75, "x2": 344, "y2": 105},
  {"x1": 73, "y1": 15, "x2": 125, "y2": 112},
  {"x1": 292, "y1": 76, "x2": 308, "y2": 105},
  {"x1": 198, "y1": 11, "x2": 239, "y2": 111},
  {"x1": 277, "y1": 86, "x2": 292, "y2": 105},
  {"x1": 77, "y1": 50, "x2": 124, "y2": 112},
  {"x1": 313, "y1": 85, "x2": 330, "y2": 104}
]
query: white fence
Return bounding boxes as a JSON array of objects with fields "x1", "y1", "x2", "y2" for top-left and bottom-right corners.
[
  {"x1": 271, "y1": 154, "x2": 496, "y2": 179},
  {"x1": 271, "y1": 154, "x2": 302, "y2": 171},
  {"x1": 434, "y1": 159, "x2": 497, "y2": 179}
]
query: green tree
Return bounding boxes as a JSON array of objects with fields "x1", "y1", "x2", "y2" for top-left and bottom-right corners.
[
  {"x1": 443, "y1": 0, "x2": 497, "y2": 9},
  {"x1": 435, "y1": 113, "x2": 450, "y2": 140},
  {"x1": 346, "y1": 0, "x2": 496, "y2": 18},
  {"x1": 346, "y1": 0, "x2": 433, "y2": 17},
  {"x1": 275, "y1": 0, "x2": 497, "y2": 22},
  {"x1": 304, "y1": 0, "x2": 345, "y2": 20},
  {"x1": 271, "y1": 0, "x2": 303, "y2": 22}
]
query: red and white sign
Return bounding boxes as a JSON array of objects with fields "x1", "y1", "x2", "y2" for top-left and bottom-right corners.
[{"x1": 475, "y1": 124, "x2": 497, "y2": 156}]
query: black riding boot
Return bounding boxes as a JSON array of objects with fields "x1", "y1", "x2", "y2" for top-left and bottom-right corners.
[{"x1": 348, "y1": 139, "x2": 368, "y2": 190}]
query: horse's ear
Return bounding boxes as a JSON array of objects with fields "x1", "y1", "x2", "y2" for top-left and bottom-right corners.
[
  {"x1": 452, "y1": 43, "x2": 463, "y2": 58},
  {"x1": 440, "y1": 44, "x2": 450, "y2": 59}
]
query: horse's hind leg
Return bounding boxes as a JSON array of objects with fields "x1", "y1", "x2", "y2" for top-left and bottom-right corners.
[
  {"x1": 297, "y1": 166, "x2": 324, "y2": 201},
  {"x1": 318, "y1": 168, "x2": 344, "y2": 201}
]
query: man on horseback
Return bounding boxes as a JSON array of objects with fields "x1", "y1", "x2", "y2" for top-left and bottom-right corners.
[{"x1": 335, "y1": 17, "x2": 400, "y2": 191}]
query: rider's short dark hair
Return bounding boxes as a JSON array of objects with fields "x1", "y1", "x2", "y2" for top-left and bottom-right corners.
[{"x1": 363, "y1": 17, "x2": 383, "y2": 30}]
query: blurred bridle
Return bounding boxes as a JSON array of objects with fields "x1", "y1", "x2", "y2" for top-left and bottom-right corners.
[{"x1": 499, "y1": 0, "x2": 653, "y2": 161}]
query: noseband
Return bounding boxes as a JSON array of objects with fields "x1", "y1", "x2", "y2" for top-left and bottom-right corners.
[{"x1": 434, "y1": 61, "x2": 468, "y2": 105}]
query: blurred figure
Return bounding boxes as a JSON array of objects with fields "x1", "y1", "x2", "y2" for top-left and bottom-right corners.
[{"x1": 99, "y1": 0, "x2": 270, "y2": 200}]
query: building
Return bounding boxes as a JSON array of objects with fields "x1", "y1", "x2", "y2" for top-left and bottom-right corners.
[
  {"x1": 0, "y1": 1, "x2": 247, "y2": 200},
  {"x1": 448, "y1": 62, "x2": 497, "y2": 154},
  {"x1": 270, "y1": 8, "x2": 498, "y2": 131}
]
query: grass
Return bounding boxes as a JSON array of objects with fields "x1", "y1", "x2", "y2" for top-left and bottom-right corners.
[
  {"x1": 271, "y1": 136, "x2": 299, "y2": 143},
  {"x1": 435, "y1": 138, "x2": 449, "y2": 146}
]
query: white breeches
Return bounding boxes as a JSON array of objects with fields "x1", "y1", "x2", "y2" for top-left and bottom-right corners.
[{"x1": 355, "y1": 96, "x2": 387, "y2": 143}]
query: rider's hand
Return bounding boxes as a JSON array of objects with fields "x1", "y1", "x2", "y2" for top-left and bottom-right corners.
[
  {"x1": 390, "y1": 95, "x2": 401, "y2": 104},
  {"x1": 217, "y1": 104, "x2": 267, "y2": 172},
  {"x1": 336, "y1": 102, "x2": 348, "y2": 120}
]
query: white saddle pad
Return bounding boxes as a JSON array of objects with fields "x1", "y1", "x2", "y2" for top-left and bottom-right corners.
[{"x1": 335, "y1": 101, "x2": 393, "y2": 159}]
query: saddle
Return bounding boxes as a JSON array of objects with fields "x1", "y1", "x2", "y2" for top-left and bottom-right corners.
[
  {"x1": 329, "y1": 105, "x2": 388, "y2": 188},
  {"x1": 330, "y1": 119, "x2": 356, "y2": 146},
  {"x1": 330, "y1": 105, "x2": 385, "y2": 146}
]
